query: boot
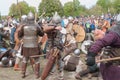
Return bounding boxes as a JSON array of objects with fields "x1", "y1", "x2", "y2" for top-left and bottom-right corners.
[
  {"x1": 75, "y1": 69, "x2": 90, "y2": 80},
  {"x1": 35, "y1": 63, "x2": 40, "y2": 79},
  {"x1": 75, "y1": 73, "x2": 82, "y2": 80},
  {"x1": 21, "y1": 62, "x2": 27, "y2": 78},
  {"x1": 14, "y1": 64, "x2": 21, "y2": 71},
  {"x1": 58, "y1": 71, "x2": 64, "y2": 80},
  {"x1": 79, "y1": 68, "x2": 90, "y2": 77}
]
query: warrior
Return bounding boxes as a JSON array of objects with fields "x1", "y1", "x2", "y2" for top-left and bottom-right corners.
[
  {"x1": 13, "y1": 15, "x2": 27, "y2": 71},
  {"x1": 14, "y1": 12, "x2": 44, "y2": 79},
  {"x1": 0, "y1": 25, "x2": 9, "y2": 48},
  {"x1": 41, "y1": 12, "x2": 65, "y2": 80},
  {"x1": 66, "y1": 16, "x2": 74, "y2": 34},
  {"x1": 101, "y1": 18, "x2": 111, "y2": 32},
  {"x1": 63, "y1": 49, "x2": 85, "y2": 73},
  {"x1": 76, "y1": 14, "x2": 120, "y2": 80}
]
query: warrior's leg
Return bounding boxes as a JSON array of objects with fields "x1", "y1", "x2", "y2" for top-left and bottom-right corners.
[
  {"x1": 75, "y1": 64, "x2": 98, "y2": 79},
  {"x1": 57, "y1": 53, "x2": 64, "y2": 80},
  {"x1": 34, "y1": 57, "x2": 40, "y2": 79},
  {"x1": 75, "y1": 68, "x2": 90, "y2": 80},
  {"x1": 21, "y1": 57, "x2": 28, "y2": 78},
  {"x1": 14, "y1": 57, "x2": 21, "y2": 71}
]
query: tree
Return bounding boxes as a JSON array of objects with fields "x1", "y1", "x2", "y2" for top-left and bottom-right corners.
[
  {"x1": 113, "y1": 0, "x2": 120, "y2": 13},
  {"x1": 0, "y1": 12, "x2": 1, "y2": 20},
  {"x1": 29, "y1": 6, "x2": 37, "y2": 14},
  {"x1": 73, "y1": 0, "x2": 80, "y2": 16},
  {"x1": 9, "y1": 1, "x2": 36, "y2": 18},
  {"x1": 97, "y1": 0, "x2": 112, "y2": 13},
  {"x1": 63, "y1": 2, "x2": 74, "y2": 16},
  {"x1": 9, "y1": 3, "x2": 19, "y2": 17},
  {"x1": 88, "y1": 5, "x2": 103, "y2": 15},
  {"x1": 17, "y1": 1, "x2": 30, "y2": 16},
  {"x1": 38, "y1": 0, "x2": 63, "y2": 17},
  {"x1": 79, "y1": 5, "x2": 88, "y2": 16},
  {"x1": 63, "y1": 1, "x2": 88, "y2": 16}
]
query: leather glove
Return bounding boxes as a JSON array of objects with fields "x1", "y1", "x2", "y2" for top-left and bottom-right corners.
[
  {"x1": 86, "y1": 56, "x2": 95, "y2": 66},
  {"x1": 86, "y1": 52, "x2": 97, "y2": 66}
]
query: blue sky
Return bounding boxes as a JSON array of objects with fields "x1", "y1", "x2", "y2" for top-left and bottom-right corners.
[{"x1": 0, "y1": 0, "x2": 98, "y2": 16}]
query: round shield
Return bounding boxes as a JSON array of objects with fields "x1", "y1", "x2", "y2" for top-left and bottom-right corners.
[
  {"x1": 81, "y1": 40, "x2": 93, "y2": 54},
  {"x1": 72, "y1": 24, "x2": 86, "y2": 42}
]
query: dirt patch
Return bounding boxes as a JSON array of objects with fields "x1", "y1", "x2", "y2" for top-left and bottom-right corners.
[{"x1": 0, "y1": 55, "x2": 103, "y2": 80}]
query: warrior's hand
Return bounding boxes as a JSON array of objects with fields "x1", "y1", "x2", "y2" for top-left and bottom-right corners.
[
  {"x1": 73, "y1": 32, "x2": 77, "y2": 37},
  {"x1": 55, "y1": 26, "x2": 62, "y2": 30},
  {"x1": 86, "y1": 52, "x2": 97, "y2": 66},
  {"x1": 86, "y1": 56, "x2": 95, "y2": 66}
]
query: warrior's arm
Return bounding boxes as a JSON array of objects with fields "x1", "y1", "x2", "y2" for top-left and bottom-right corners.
[
  {"x1": 42, "y1": 25, "x2": 55, "y2": 33},
  {"x1": 14, "y1": 25, "x2": 24, "y2": 47},
  {"x1": 37, "y1": 26, "x2": 44, "y2": 36}
]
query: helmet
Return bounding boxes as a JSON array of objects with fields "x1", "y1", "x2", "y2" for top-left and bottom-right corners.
[
  {"x1": 27, "y1": 12, "x2": 35, "y2": 21},
  {"x1": 68, "y1": 16, "x2": 73, "y2": 21},
  {"x1": 9, "y1": 59, "x2": 15, "y2": 67},
  {"x1": 116, "y1": 14, "x2": 120, "y2": 24},
  {"x1": 74, "y1": 49, "x2": 81, "y2": 56},
  {"x1": 52, "y1": 12, "x2": 61, "y2": 24},
  {"x1": 21, "y1": 15, "x2": 27, "y2": 23},
  {"x1": 1, "y1": 57, "x2": 9, "y2": 66},
  {"x1": 0, "y1": 23, "x2": 3, "y2": 29}
]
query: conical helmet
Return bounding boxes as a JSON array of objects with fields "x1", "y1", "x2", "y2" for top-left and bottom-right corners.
[
  {"x1": 27, "y1": 11, "x2": 35, "y2": 20},
  {"x1": 52, "y1": 11, "x2": 61, "y2": 24}
]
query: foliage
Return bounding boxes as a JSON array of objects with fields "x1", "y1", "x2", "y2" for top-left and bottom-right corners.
[
  {"x1": 9, "y1": 3, "x2": 18, "y2": 17},
  {"x1": 88, "y1": 5, "x2": 103, "y2": 16},
  {"x1": 63, "y1": 2, "x2": 74, "y2": 16},
  {"x1": 17, "y1": 1, "x2": 30, "y2": 16},
  {"x1": 9, "y1": 1, "x2": 36, "y2": 18},
  {"x1": 112, "y1": 0, "x2": 120, "y2": 13},
  {"x1": 29, "y1": 6, "x2": 37, "y2": 14},
  {"x1": 79, "y1": 5, "x2": 89, "y2": 16},
  {"x1": 8, "y1": 0, "x2": 120, "y2": 18},
  {"x1": 63, "y1": 0, "x2": 88, "y2": 17},
  {"x1": 97, "y1": 0, "x2": 112, "y2": 13},
  {"x1": 38, "y1": 0, "x2": 63, "y2": 17},
  {"x1": 73, "y1": 0, "x2": 80, "y2": 16},
  {"x1": 0, "y1": 12, "x2": 1, "y2": 20}
]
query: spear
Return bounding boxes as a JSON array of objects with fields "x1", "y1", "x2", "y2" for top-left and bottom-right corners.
[{"x1": 96, "y1": 57, "x2": 120, "y2": 63}]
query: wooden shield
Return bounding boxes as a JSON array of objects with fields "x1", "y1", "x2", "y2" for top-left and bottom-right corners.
[
  {"x1": 41, "y1": 48, "x2": 59, "y2": 80},
  {"x1": 72, "y1": 24, "x2": 86, "y2": 42},
  {"x1": 40, "y1": 33, "x2": 48, "y2": 50}
]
